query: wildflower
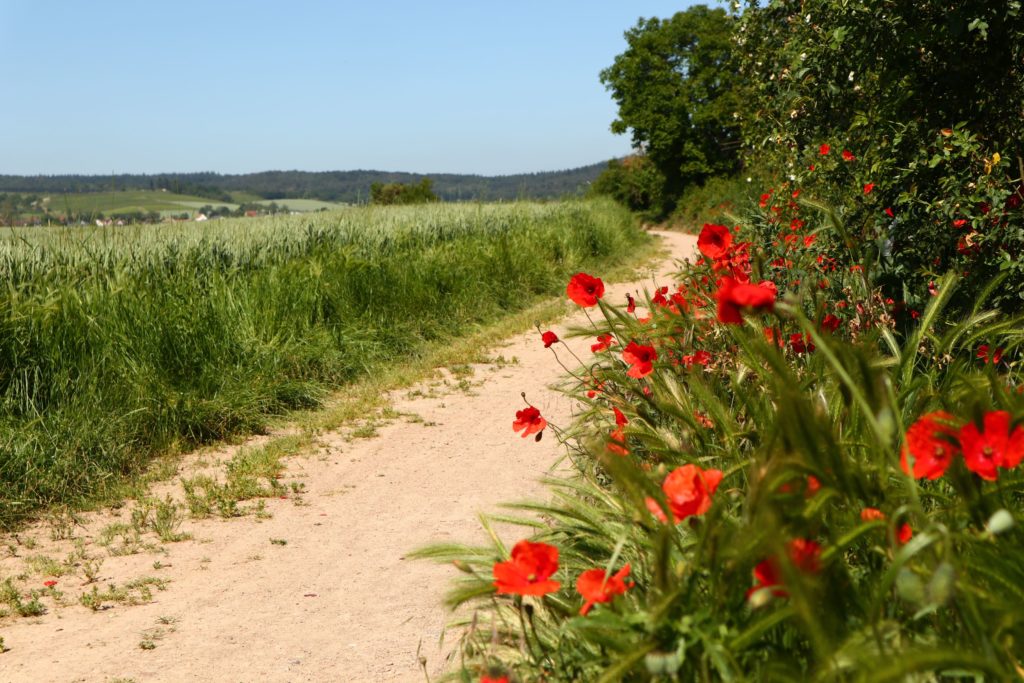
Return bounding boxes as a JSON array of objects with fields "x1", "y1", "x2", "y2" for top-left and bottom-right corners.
[
  {"x1": 626, "y1": 293, "x2": 636, "y2": 313},
  {"x1": 697, "y1": 223, "x2": 734, "y2": 260},
  {"x1": 820, "y1": 314, "x2": 841, "y2": 333},
  {"x1": 577, "y1": 565, "x2": 634, "y2": 616},
  {"x1": 819, "y1": 143, "x2": 830, "y2": 156},
  {"x1": 860, "y1": 507, "x2": 885, "y2": 522},
  {"x1": 953, "y1": 218, "x2": 969, "y2": 229},
  {"x1": 541, "y1": 330, "x2": 558, "y2": 348},
  {"x1": 759, "y1": 192, "x2": 772, "y2": 208},
  {"x1": 566, "y1": 272, "x2": 604, "y2": 307},
  {"x1": 43, "y1": 580, "x2": 58, "y2": 588},
  {"x1": 885, "y1": 207, "x2": 895, "y2": 218},
  {"x1": 715, "y1": 277, "x2": 776, "y2": 324},
  {"x1": 481, "y1": 676, "x2": 510, "y2": 683},
  {"x1": 805, "y1": 475, "x2": 821, "y2": 496},
  {"x1": 842, "y1": 150, "x2": 855, "y2": 161},
  {"x1": 959, "y1": 410, "x2": 1024, "y2": 481},
  {"x1": 622, "y1": 341, "x2": 658, "y2": 378},
  {"x1": 608, "y1": 426, "x2": 629, "y2": 456},
  {"x1": 789, "y1": 333, "x2": 815, "y2": 355},
  {"x1": 863, "y1": 182, "x2": 875, "y2": 195},
  {"x1": 493, "y1": 540, "x2": 561, "y2": 596},
  {"x1": 977, "y1": 345, "x2": 1003, "y2": 365},
  {"x1": 748, "y1": 539, "x2": 822, "y2": 601},
  {"x1": 902, "y1": 411, "x2": 959, "y2": 480},
  {"x1": 591, "y1": 334, "x2": 616, "y2": 353},
  {"x1": 897, "y1": 523, "x2": 913, "y2": 545},
  {"x1": 645, "y1": 464, "x2": 723, "y2": 524},
  {"x1": 681, "y1": 349, "x2": 712, "y2": 368},
  {"x1": 693, "y1": 410, "x2": 714, "y2": 429},
  {"x1": 512, "y1": 407, "x2": 546, "y2": 439}
]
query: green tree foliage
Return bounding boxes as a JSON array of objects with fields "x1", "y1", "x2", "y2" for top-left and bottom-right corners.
[
  {"x1": 587, "y1": 156, "x2": 666, "y2": 216},
  {"x1": 600, "y1": 5, "x2": 743, "y2": 215},
  {"x1": 369, "y1": 178, "x2": 439, "y2": 205},
  {"x1": 736, "y1": 0, "x2": 1024, "y2": 312}
]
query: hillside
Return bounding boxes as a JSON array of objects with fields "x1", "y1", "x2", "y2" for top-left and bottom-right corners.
[{"x1": 0, "y1": 162, "x2": 608, "y2": 204}]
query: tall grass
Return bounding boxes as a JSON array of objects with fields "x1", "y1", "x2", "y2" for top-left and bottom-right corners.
[{"x1": 0, "y1": 199, "x2": 648, "y2": 527}]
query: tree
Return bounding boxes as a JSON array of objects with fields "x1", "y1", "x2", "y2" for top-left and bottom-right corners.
[
  {"x1": 370, "y1": 178, "x2": 439, "y2": 205},
  {"x1": 587, "y1": 156, "x2": 666, "y2": 216},
  {"x1": 600, "y1": 5, "x2": 743, "y2": 215}
]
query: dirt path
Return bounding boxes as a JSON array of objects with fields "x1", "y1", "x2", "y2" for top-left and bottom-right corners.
[{"x1": 0, "y1": 231, "x2": 696, "y2": 683}]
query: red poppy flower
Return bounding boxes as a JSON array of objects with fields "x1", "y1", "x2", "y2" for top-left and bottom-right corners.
[
  {"x1": 693, "y1": 410, "x2": 714, "y2": 429},
  {"x1": 897, "y1": 523, "x2": 913, "y2": 545},
  {"x1": 789, "y1": 333, "x2": 815, "y2": 355},
  {"x1": 860, "y1": 507, "x2": 885, "y2": 522},
  {"x1": 622, "y1": 341, "x2": 658, "y2": 378},
  {"x1": 959, "y1": 410, "x2": 1024, "y2": 481},
  {"x1": 493, "y1": 540, "x2": 561, "y2": 596},
  {"x1": 577, "y1": 564, "x2": 634, "y2": 616},
  {"x1": 43, "y1": 580, "x2": 58, "y2": 588},
  {"x1": 805, "y1": 475, "x2": 821, "y2": 497},
  {"x1": 820, "y1": 314, "x2": 842, "y2": 333},
  {"x1": 541, "y1": 330, "x2": 558, "y2": 348},
  {"x1": 626, "y1": 293, "x2": 636, "y2": 314},
  {"x1": 698, "y1": 223, "x2": 734, "y2": 260},
  {"x1": 607, "y1": 426, "x2": 629, "y2": 456},
  {"x1": 682, "y1": 350, "x2": 712, "y2": 368},
  {"x1": 902, "y1": 411, "x2": 959, "y2": 479},
  {"x1": 645, "y1": 464, "x2": 723, "y2": 524},
  {"x1": 512, "y1": 407, "x2": 546, "y2": 439},
  {"x1": 819, "y1": 143, "x2": 830, "y2": 156},
  {"x1": 481, "y1": 676, "x2": 509, "y2": 683},
  {"x1": 863, "y1": 183, "x2": 875, "y2": 195},
  {"x1": 842, "y1": 150, "x2": 855, "y2": 161},
  {"x1": 591, "y1": 334, "x2": 616, "y2": 353},
  {"x1": 759, "y1": 192, "x2": 772, "y2": 208},
  {"x1": 952, "y1": 218, "x2": 969, "y2": 229},
  {"x1": 715, "y1": 277, "x2": 776, "y2": 325},
  {"x1": 885, "y1": 207, "x2": 894, "y2": 218},
  {"x1": 566, "y1": 272, "x2": 605, "y2": 307},
  {"x1": 613, "y1": 406, "x2": 628, "y2": 426},
  {"x1": 977, "y1": 345, "x2": 1003, "y2": 365},
  {"x1": 748, "y1": 539, "x2": 822, "y2": 601}
]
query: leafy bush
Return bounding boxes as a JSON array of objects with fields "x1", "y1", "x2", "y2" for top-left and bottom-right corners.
[
  {"x1": 421, "y1": 198, "x2": 1024, "y2": 680},
  {"x1": 735, "y1": 0, "x2": 1024, "y2": 312},
  {"x1": 588, "y1": 156, "x2": 668, "y2": 218}
]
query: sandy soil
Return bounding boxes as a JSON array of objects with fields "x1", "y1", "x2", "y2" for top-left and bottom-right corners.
[{"x1": 0, "y1": 230, "x2": 696, "y2": 683}]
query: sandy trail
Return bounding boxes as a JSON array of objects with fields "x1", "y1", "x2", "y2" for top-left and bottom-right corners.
[{"x1": 0, "y1": 230, "x2": 695, "y2": 683}]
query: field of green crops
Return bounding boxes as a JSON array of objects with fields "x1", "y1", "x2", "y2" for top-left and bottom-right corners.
[{"x1": 0, "y1": 199, "x2": 648, "y2": 527}]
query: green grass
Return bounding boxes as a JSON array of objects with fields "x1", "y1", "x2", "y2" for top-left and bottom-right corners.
[{"x1": 0, "y1": 199, "x2": 648, "y2": 528}]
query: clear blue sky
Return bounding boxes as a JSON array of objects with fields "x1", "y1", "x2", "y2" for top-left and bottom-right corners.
[{"x1": 0, "y1": 1, "x2": 702, "y2": 176}]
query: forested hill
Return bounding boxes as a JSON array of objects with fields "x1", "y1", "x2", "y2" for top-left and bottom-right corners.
[{"x1": 0, "y1": 163, "x2": 608, "y2": 203}]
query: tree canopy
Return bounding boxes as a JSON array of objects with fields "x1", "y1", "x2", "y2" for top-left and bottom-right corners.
[{"x1": 599, "y1": 5, "x2": 743, "y2": 215}]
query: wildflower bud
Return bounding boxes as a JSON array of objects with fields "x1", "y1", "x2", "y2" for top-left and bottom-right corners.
[
  {"x1": 926, "y1": 563, "x2": 955, "y2": 606},
  {"x1": 986, "y1": 509, "x2": 1015, "y2": 535}
]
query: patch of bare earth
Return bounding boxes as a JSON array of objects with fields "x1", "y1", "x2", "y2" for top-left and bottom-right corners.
[{"x1": 0, "y1": 231, "x2": 696, "y2": 683}]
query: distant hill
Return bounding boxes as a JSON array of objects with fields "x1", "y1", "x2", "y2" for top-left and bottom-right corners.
[{"x1": 0, "y1": 163, "x2": 609, "y2": 204}]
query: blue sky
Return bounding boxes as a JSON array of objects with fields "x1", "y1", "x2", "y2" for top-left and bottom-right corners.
[{"x1": 0, "y1": 1, "x2": 703, "y2": 176}]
